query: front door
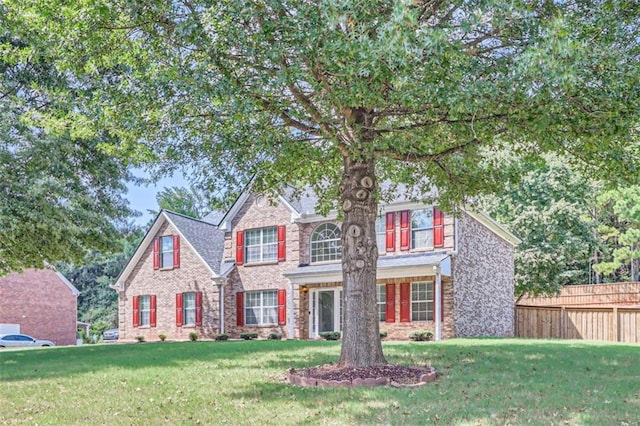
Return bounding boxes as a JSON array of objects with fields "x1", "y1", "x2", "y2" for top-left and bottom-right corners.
[{"x1": 309, "y1": 288, "x2": 343, "y2": 338}]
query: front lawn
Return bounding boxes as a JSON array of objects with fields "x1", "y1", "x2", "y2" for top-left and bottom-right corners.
[{"x1": 1, "y1": 339, "x2": 639, "y2": 425}]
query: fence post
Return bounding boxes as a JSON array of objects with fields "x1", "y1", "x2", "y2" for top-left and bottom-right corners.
[
  {"x1": 613, "y1": 307, "x2": 619, "y2": 342},
  {"x1": 560, "y1": 306, "x2": 566, "y2": 339}
]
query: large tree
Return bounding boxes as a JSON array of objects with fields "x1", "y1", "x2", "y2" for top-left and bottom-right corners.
[
  {"x1": 6, "y1": 1, "x2": 640, "y2": 367},
  {"x1": 0, "y1": 24, "x2": 132, "y2": 275}
]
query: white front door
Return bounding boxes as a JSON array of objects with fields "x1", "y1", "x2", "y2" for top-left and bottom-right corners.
[{"x1": 309, "y1": 288, "x2": 343, "y2": 338}]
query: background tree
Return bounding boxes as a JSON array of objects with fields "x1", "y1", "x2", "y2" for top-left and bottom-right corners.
[
  {"x1": 480, "y1": 154, "x2": 601, "y2": 298},
  {"x1": 58, "y1": 227, "x2": 143, "y2": 327},
  {"x1": 593, "y1": 186, "x2": 640, "y2": 282},
  {"x1": 152, "y1": 185, "x2": 217, "y2": 219},
  {"x1": 0, "y1": 24, "x2": 132, "y2": 275},
  {"x1": 7, "y1": 1, "x2": 640, "y2": 368}
]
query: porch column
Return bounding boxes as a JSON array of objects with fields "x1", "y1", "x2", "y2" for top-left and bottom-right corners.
[
  {"x1": 435, "y1": 267, "x2": 442, "y2": 341},
  {"x1": 288, "y1": 282, "x2": 295, "y2": 339}
]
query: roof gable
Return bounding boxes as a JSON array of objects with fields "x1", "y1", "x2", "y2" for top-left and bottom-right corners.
[{"x1": 113, "y1": 210, "x2": 228, "y2": 290}]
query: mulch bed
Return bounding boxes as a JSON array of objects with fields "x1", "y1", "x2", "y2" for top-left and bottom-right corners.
[{"x1": 288, "y1": 363, "x2": 437, "y2": 388}]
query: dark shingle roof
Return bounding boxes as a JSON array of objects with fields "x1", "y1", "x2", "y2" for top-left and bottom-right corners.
[
  {"x1": 280, "y1": 182, "x2": 438, "y2": 216},
  {"x1": 163, "y1": 211, "x2": 227, "y2": 275}
]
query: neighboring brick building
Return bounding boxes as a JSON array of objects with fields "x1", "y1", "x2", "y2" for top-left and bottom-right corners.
[
  {"x1": 115, "y1": 186, "x2": 519, "y2": 342},
  {"x1": 0, "y1": 268, "x2": 79, "y2": 345}
]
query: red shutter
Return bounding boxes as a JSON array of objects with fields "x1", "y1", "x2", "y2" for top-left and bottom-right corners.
[
  {"x1": 236, "y1": 292, "x2": 244, "y2": 327},
  {"x1": 173, "y1": 235, "x2": 181, "y2": 268},
  {"x1": 150, "y1": 295, "x2": 157, "y2": 327},
  {"x1": 195, "y1": 291, "x2": 203, "y2": 326},
  {"x1": 385, "y1": 212, "x2": 396, "y2": 252},
  {"x1": 433, "y1": 207, "x2": 444, "y2": 248},
  {"x1": 400, "y1": 283, "x2": 410, "y2": 322},
  {"x1": 153, "y1": 238, "x2": 160, "y2": 270},
  {"x1": 385, "y1": 283, "x2": 396, "y2": 323},
  {"x1": 132, "y1": 296, "x2": 140, "y2": 328},
  {"x1": 277, "y1": 289, "x2": 286, "y2": 325},
  {"x1": 176, "y1": 293, "x2": 183, "y2": 327},
  {"x1": 277, "y1": 225, "x2": 286, "y2": 262},
  {"x1": 236, "y1": 231, "x2": 244, "y2": 266},
  {"x1": 400, "y1": 210, "x2": 410, "y2": 251}
]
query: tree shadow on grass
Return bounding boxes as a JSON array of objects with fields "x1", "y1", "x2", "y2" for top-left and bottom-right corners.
[
  {"x1": 223, "y1": 339, "x2": 640, "y2": 425},
  {"x1": 0, "y1": 339, "x2": 338, "y2": 382}
]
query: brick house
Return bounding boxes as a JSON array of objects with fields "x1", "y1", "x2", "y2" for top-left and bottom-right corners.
[
  {"x1": 0, "y1": 268, "x2": 79, "y2": 345},
  {"x1": 114, "y1": 187, "x2": 519, "y2": 341}
]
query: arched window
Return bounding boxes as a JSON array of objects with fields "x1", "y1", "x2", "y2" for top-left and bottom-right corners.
[{"x1": 311, "y1": 223, "x2": 342, "y2": 263}]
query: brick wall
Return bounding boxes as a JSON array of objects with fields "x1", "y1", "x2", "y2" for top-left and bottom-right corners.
[
  {"x1": 453, "y1": 212, "x2": 515, "y2": 337},
  {"x1": 298, "y1": 276, "x2": 454, "y2": 341},
  {"x1": 119, "y1": 222, "x2": 221, "y2": 342},
  {"x1": 0, "y1": 269, "x2": 78, "y2": 345},
  {"x1": 224, "y1": 194, "x2": 301, "y2": 338}
]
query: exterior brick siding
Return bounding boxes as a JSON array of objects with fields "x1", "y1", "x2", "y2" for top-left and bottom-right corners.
[
  {"x1": 224, "y1": 194, "x2": 300, "y2": 338},
  {"x1": 0, "y1": 269, "x2": 78, "y2": 346},
  {"x1": 119, "y1": 222, "x2": 221, "y2": 342},
  {"x1": 453, "y1": 212, "x2": 515, "y2": 337}
]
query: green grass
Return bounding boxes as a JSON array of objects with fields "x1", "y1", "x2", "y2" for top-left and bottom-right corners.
[{"x1": 1, "y1": 339, "x2": 639, "y2": 425}]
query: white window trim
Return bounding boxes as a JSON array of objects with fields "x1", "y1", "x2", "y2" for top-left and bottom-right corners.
[
  {"x1": 183, "y1": 292, "x2": 196, "y2": 326},
  {"x1": 245, "y1": 227, "x2": 278, "y2": 264},
  {"x1": 139, "y1": 295, "x2": 151, "y2": 326},
  {"x1": 377, "y1": 284, "x2": 386, "y2": 322},
  {"x1": 310, "y1": 223, "x2": 342, "y2": 263},
  {"x1": 160, "y1": 236, "x2": 174, "y2": 268},
  {"x1": 410, "y1": 281, "x2": 434, "y2": 322},
  {"x1": 245, "y1": 290, "x2": 278, "y2": 326},
  {"x1": 411, "y1": 209, "x2": 434, "y2": 250}
]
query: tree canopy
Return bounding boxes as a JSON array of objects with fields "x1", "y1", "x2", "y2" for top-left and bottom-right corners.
[
  {"x1": 0, "y1": 25, "x2": 133, "y2": 275},
  {"x1": 5, "y1": 0, "x2": 640, "y2": 366}
]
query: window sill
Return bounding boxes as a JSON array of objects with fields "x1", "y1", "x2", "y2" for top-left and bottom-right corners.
[
  {"x1": 243, "y1": 261, "x2": 279, "y2": 267},
  {"x1": 244, "y1": 324, "x2": 279, "y2": 328},
  {"x1": 409, "y1": 247, "x2": 435, "y2": 253},
  {"x1": 159, "y1": 267, "x2": 176, "y2": 271}
]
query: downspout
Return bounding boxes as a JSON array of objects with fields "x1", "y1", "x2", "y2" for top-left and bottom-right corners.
[
  {"x1": 435, "y1": 266, "x2": 442, "y2": 341},
  {"x1": 288, "y1": 282, "x2": 295, "y2": 339}
]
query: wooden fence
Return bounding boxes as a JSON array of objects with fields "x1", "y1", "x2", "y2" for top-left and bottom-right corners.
[
  {"x1": 518, "y1": 282, "x2": 640, "y2": 307},
  {"x1": 516, "y1": 305, "x2": 640, "y2": 343}
]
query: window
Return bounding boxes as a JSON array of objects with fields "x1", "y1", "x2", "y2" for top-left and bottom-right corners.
[
  {"x1": 183, "y1": 292, "x2": 196, "y2": 325},
  {"x1": 411, "y1": 209, "x2": 434, "y2": 250},
  {"x1": 160, "y1": 236, "x2": 174, "y2": 268},
  {"x1": 139, "y1": 295, "x2": 151, "y2": 326},
  {"x1": 245, "y1": 227, "x2": 277, "y2": 263},
  {"x1": 245, "y1": 290, "x2": 278, "y2": 325},
  {"x1": 311, "y1": 223, "x2": 342, "y2": 263},
  {"x1": 375, "y1": 216, "x2": 386, "y2": 251},
  {"x1": 411, "y1": 282, "x2": 434, "y2": 321},
  {"x1": 377, "y1": 285, "x2": 386, "y2": 322}
]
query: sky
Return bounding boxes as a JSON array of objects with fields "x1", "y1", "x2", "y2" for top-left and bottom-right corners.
[{"x1": 126, "y1": 169, "x2": 188, "y2": 226}]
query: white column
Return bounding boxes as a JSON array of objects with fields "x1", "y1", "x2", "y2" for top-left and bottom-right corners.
[{"x1": 435, "y1": 267, "x2": 442, "y2": 341}]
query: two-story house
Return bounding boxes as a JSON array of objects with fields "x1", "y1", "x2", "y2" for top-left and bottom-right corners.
[{"x1": 113, "y1": 186, "x2": 519, "y2": 341}]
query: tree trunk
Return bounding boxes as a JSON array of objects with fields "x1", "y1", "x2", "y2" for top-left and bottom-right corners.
[{"x1": 338, "y1": 155, "x2": 387, "y2": 367}]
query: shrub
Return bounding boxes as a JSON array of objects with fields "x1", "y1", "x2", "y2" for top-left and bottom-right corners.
[
  {"x1": 189, "y1": 332, "x2": 198, "y2": 342},
  {"x1": 380, "y1": 330, "x2": 388, "y2": 339},
  {"x1": 135, "y1": 336, "x2": 145, "y2": 343},
  {"x1": 214, "y1": 333, "x2": 229, "y2": 341},
  {"x1": 267, "y1": 332, "x2": 283, "y2": 340},
  {"x1": 240, "y1": 332, "x2": 258, "y2": 340},
  {"x1": 408, "y1": 331, "x2": 434, "y2": 342},
  {"x1": 319, "y1": 331, "x2": 341, "y2": 341},
  {"x1": 158, "y1": 334, "x2": 167, "y2": 342}
]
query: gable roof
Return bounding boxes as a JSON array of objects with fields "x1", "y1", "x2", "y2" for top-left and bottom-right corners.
[
  {"x1": 219, "y1": 182, "x2": 518, "y2": 245},
  {"x1": 113, "y1": 210, "x2": 230, "y2": 290}
]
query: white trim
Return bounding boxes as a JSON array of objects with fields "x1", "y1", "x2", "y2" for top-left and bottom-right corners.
[
  {"x1": 112, "y1": 212, "x2": 218, "y2": 291},
  {"x1": 55, "y1": 270, "x2": 80, "y2": 296},
  {"x1": 288, "y1": 283, "x2": 295, "y2": 339},
  {"x1": 462, "y1": 208, "x2": 521, "y2": 246},
  {"x1": 277, "y1": 195, "x2": 302, "y2": 223},
  {"x1": 308, "y1": 287, "x2": 342, "y2": 338},
  {"x1": 219, "y1": 191, "x2": 251, "y2": 232},
  {"x1": 286, "y1": 263, "x2": 441, "y2": 285},
  {"x1": 435, "y1": 270, "x2": 442, "y2": 341}
]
